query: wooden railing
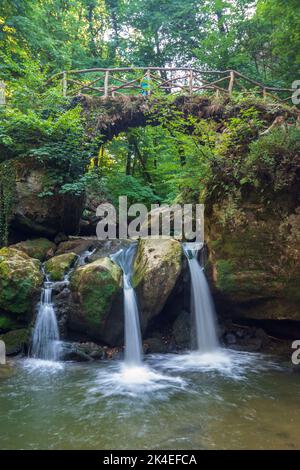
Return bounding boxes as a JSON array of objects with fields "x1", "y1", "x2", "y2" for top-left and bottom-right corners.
[{"x1": 46, "y1": 67, "x2": 296, "y2": 103}]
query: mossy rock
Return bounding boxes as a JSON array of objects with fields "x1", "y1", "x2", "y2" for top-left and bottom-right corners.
[
  {"x1": 69, "y1": 257, "x2": 122, "y2": 341},
  {"x1": 44, "y1": 252, "x2": 78, "y2": 281},
  {"x1": 0, "y1": 328, "x2": 29, "y2": 355},
  {"x1": 132, "y1": 239, "x2": 182, "y2": 328},
  {"x1": 207, "y1": 200, "x2": 300, "y2": 320},
  {"x1": 0, "y1": 248, "x2": 43, "y2": 314},
  {"x1": 11, "y1": 238, "x2": 56, "y2": 261},
  {"x1": 56, "y1": 239, "x2": 95, "y2": 256}
]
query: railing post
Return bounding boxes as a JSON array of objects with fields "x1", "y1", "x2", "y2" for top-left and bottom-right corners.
[
  {"x1": 147, "y1": 69, "x2": 151, "y2": 95},
  {"x1": 104, "y1": 70, "x2": 109, "y2": 98},
  {"x1": 0, "y1": 81, "x2": 6, "y2": 106},
  {"x1": 189, "y1": 69, "x2": 193, "y2": 96},
  {"x1": 62, "y1": 72, "x2": 67, "y2": 97},
  {"x1": 228, "y1": 70, "x2": 235, "y2": 96},
  {"x1": 262, "y1": 87, "x2": 267, "y2": 100}
]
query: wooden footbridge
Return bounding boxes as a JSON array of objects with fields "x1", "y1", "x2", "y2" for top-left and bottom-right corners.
[{"x1": 46, "y1": 67, "x2": 295, "y2": 104}]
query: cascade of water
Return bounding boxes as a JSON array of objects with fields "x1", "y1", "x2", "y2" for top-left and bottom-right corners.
[
  {"x1": 110, "y1": 244, "x2": 143, "y2": 366},
  {"x1": 183, "y1": 242, "x2": 219, "y2": 353},
  {"x1": 31, "y1": 248, "x2": 96, "y2": 362},
  {"x1": 77, "y1": 247, "x2": 96, "y2": 266},
  {"x1": 31, "y1": 277, "x2": 60, "y2": 361}
]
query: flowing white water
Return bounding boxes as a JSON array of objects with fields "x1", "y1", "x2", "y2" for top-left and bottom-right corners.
[
  {"x1": 31, "y1": 248, "x2": 96, "y2": 364},
  {"x1": 111, "y1": 244, "x2": 143, "y2": 366},
  {"x1": 31, "y1": 278, "x2": 60, "y2": 361},
  {"x1": 183, "y1": 242, "x2": 219, "y2": 353},
  {"x1": 77, "y1": 247, "x2": 96, "y2": 266}
]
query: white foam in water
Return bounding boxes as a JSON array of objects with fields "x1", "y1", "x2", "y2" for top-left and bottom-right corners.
[
  {"x1": 22, "y1": 357, "x2": 64, "y2": 372},
  {"x1": 157, "y1": 348, "x2": 283, "y2": 380},
  {"x1": 89, "y1": 362, "x2": 186, "y2": 398}
]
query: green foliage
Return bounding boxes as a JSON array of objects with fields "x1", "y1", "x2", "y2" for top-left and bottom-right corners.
[
  {"x1": 0, "y1": 160, "x2": 16, "y2": 246},
  {"x1": 208, "y1": 124, "x2": 300, "y2": 204},
  {"x1": 242, "y1": 127, "x2": 300, "y2": 192},
  {"x1": 106, "y1": 173, "x2": 159, "y2": 206},
  {"x1": 0, "y1": 0, "x2": 299, "y2": 240}
]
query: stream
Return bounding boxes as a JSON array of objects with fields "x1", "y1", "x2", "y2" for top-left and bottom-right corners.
[{"x1": 1, "y1": 351, "x2": 300, "y2": 450}]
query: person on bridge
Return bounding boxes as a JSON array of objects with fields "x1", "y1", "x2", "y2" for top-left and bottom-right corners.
[{"x1": 140, "y1": 74, "x2": 150, "y2": 96}]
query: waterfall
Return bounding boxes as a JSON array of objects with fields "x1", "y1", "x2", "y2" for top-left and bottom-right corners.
[
  {"x1": 31, "y1": 277, "x2": 60, "y2": 361},
  {"x1": 183, "y1": 242, "x2": 219, "y2": 353},
  {"x1": 77, "y1": 248, "x2": 96, "y2": 266},
  {"x1": 111, "y1": 244, "x2": 143, "y2": 366}
]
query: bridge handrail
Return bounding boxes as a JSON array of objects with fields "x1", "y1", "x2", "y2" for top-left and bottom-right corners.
[{"x1": 45, "y1": 67, "x2": 296, "y2": 103}]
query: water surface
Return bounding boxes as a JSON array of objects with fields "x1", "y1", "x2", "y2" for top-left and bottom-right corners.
[{"x1": 0, "y1": 350, "x2": 299, "y2": 450}]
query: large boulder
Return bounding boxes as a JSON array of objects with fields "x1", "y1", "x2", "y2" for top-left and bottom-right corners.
[
  {"x1": 68, "y1": 257, "x2": 123, "y2": 344},
  {"x1": 44, "y1": 252, "x2": 78, "y2": 281},
  {"x1": 207, "y1": 200, "x2": 300, "y2": 321},
  {"x1": 0, "y1": 328, "x2": 29, "y2": 355},
  {"x1": 0, "y1": 248, "x2": 43, "y2": 316},
  {"x1": 10, "y1": 238, "x2": 56, "y2": 261},
  {"x1": 9, "y1": 158, "x2": 84, "y2": 238},
  {"x1": 132, "y1": 239, "x2": 182, "y2": 330}
]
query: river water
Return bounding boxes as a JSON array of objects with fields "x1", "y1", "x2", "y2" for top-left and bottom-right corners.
[{"x1": 0, "y1": 350, "x2": 300, "y2": 450}]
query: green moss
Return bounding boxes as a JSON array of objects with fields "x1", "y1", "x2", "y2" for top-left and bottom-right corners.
[
  {"x1": 132, "y1": 240, "x2": 147, "y2": 287},
  {"x1": 11, "y1": 238, "x2": 56, "y2": 261},
  {"x1": 0, "y1": 161, "x2": 16, "y2": 247},
  {"x1": 0, "y1": 248, "x2": 43, "y2": 314},
  {"x1": 0, "y1": 328, "x2": 29, "y2": 355},
  {"x1": 45, "y1": 252, "x2": 78, "y2": 281},
  {"x1": 132, "y1": 238, "x2": 182, "y2": 288},
  {"x1": 216, "y1": 259, "x2": 236, "y2": 293},
  {"x1": 70, "y1": 258, "x2": 122, "y2": 328}
]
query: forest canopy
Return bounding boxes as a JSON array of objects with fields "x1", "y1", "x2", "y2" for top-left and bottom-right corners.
[
  {"x1": 1, "y1": 0, "x2": 299, "y2": 86},
  {"x1": 0, "y1": 0, "x2": 299, "y2": 245}
]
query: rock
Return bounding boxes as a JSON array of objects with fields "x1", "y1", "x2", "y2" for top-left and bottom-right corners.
[
  {"x1": 10, "y1": 157, "x2": 84, "y2": 238},
  {"x1": 132, "y1": 239, "x2": 182, "y2": 330},
  {"x1": 144, "y1": 337, "x2": 167, "y2": 354},
  {"x1": 56, "y1": 238, "x2": 97, "y2": 256},
  {"x1": 0, "y1": 328, "x2": 29, "y2": 355},
  {"x1": 68, "y1": 257, "x2": 123, "y2": 344},
  {"x1": 225, "y1": 333, "x2": 236, "y2": 345},
  {"x1": 173, "y1": 311, "x2": 191, "y2": 348},
  {"x1": 230, "y1": 336, "x2": 263, "y2": 352},
  {"x1": 54, "y1": 233, "x2": 68, "y2": 245},
  {"x1": 207, "y1": 201, "x2": 300, "y2": 322},
  {"x1": 61, "y1": 341, "x2": 106, "y2": 361},
  {"x1": 10, "y1": 238, "x2": 56, "y2": 261},
  {"x1": 0, "y1": 363, "x2": 15, "y2": 380},
  {"x1": 62, "y1": 350, "x2": 92, "y2": 362},
  {"x1": 44, "y1": 252, "x2": 78, "y2": 281},
  {"x1": 89, "y1": 240, "x2": 124, "y2": 261},
  {"x1": 0, "y1": 248, "x2": 43, "y2": 314}
]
